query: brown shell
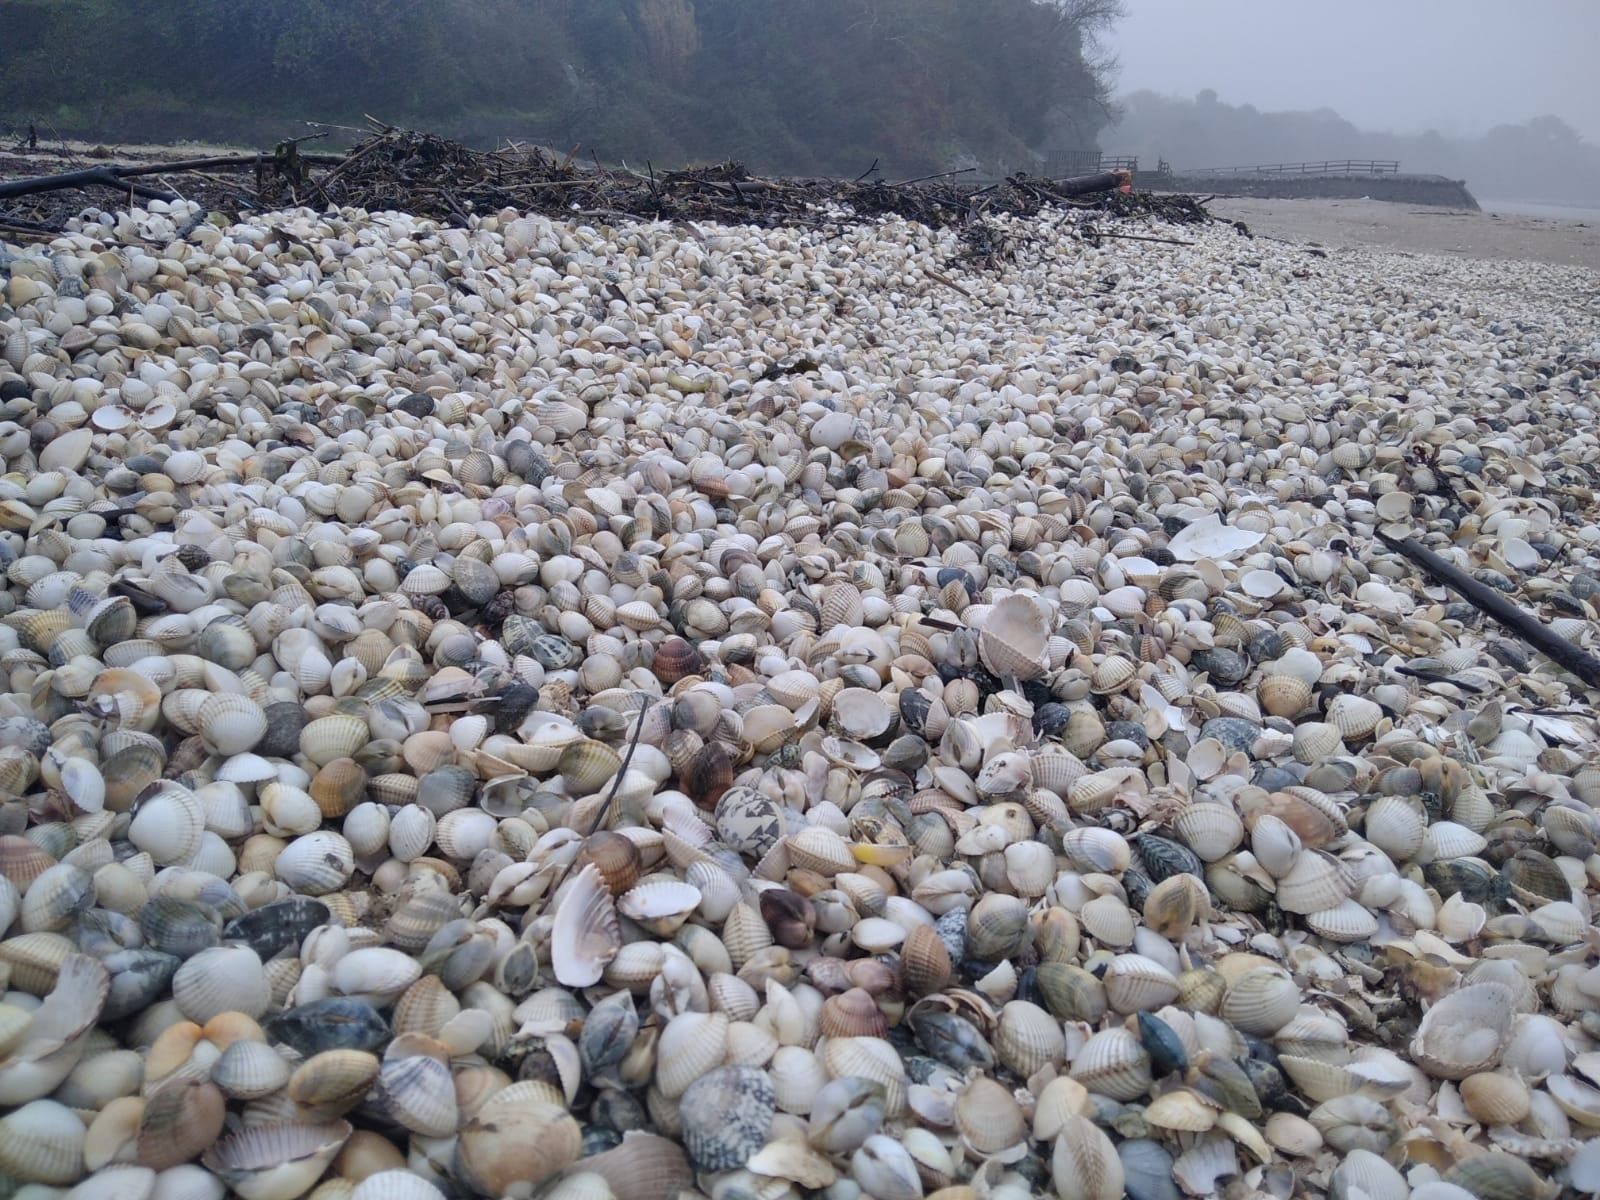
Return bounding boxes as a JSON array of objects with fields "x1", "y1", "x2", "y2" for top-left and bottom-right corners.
[
  {"x1": 900, "y1": 923, "x2": 952, "y2": 996},
  {"x1": 758, "y1": 888, "x2": 816, "y2": 949},
  {"x1": 1257, "y1": 789, "x2": 1346, "y2": 848},
  {"x1": 138, "y1": 1078, "x2": 228, "y2": 1169},
  {"x1": 652, "y1": 637, "x2": 704, "y2": 685},
  {"x1": 580, "y1": 831, "x2": 644, "y2": 896},
  {"x1": 680, "y1": 741, "x2": 734, "y2": 808},
  {"x1": 309, "y1": 758, "x2": 366, "y2": 818},
  {"x1": 819, "y1": 987, "x2": 889, "y2": 1039}
]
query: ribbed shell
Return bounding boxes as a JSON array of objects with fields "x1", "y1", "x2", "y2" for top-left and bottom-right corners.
[{"x1": 1069, "y1": 1027, "x2": 1153, "y2": 1101}]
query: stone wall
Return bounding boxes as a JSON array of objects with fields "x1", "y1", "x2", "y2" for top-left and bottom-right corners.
[{"x1": 1143, "y1": 172, "x2": 1479, "y2": 209}]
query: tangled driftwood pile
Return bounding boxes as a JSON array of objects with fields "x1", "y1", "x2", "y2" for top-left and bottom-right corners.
[{"x1": 0, "y1": 124, "x2": 1214, "y2": 248}]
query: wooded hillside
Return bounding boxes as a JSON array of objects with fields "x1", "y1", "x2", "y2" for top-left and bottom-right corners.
[{"x1": 0, "y1": 0, "x2": 1120, "y2": 176}]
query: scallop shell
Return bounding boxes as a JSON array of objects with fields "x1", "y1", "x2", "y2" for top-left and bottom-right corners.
[
  {"x1": 1257, "y1": 674, "x2": 1311, "y2": 718},
  {"x1": 819, "y1": 1036, "x2": 908, "y2": 1115},
  {"x1": 1326, "y1": 694, "x2": 1385, "y2": 739}
]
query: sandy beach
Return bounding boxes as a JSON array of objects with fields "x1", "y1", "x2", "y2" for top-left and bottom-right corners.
[{"x1": 1207, "y1": 195, "x2": 1600, "y2": 274}]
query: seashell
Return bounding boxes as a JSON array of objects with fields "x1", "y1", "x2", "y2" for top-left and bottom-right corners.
[
  {"x1": 1170, "y1": 803, "x2": 1244, "y2": 862},
  {"x1": 1274, "y1": 847, "x2": 1351, "y2": 913},
  {"x1": 0, "y1": 1098, "x2": 88, "y2": 1184},
  {"x1": 1364, "y1": 794, "x2": 1427, "y2": 861},
  {"x1": 173, "y1": 945, "x2": 269, "y2": 1023},
  {"x1": 1051, "y1": 1114, "x2": 1125, "y2": 1200},
  {"x1": 137, "y1": 1078, "x2": 227, "y2": 1169},
  {"x1": 655, "y1": 1011, "x2": 729, "y2": 1098},
  {"x1": 287, "y1": 1050, "x2": 380, "y2": 1109},
  {"x1": 955, "y1": 1075, "x2": 1027, "y2": 1158},
  {"x1": 202, "y1": 1121, "x2": 353, "y2": 1200},
  {"x1": 1145, "y1": 1087, "x2": 1217, "y2": 1132},
  {"x1": 1257, "y1": 673, "x2": 1311, "y2": 718},
  {"x1": 677, "y1": 1065, "x2": 774, "y2": 1172},
  {"x1": 994, "y1": 1000, "x2": 1064, "y2": 1076},
  {"x1": 1460, "y1": 1071, "x2": 1531, "y2": 1125},
  {"x1": 1079, "y1": 894, "x2": 1136, "y2": 949},
  {"x1": 1326, "y1": 694, "x2": 1385, "y2": 740},
  {"x1": 1444, "y1": 1153, "x2": 1559, "y2": 1200},
  {"x1": 786, "y1": 825, "x2": 856, "y2": 876},
  {"x1": 900, "y1": 923, "x2": 953, "y2": 996},
  {"x1": 1142, "y1": 873, "x2": 1209, "y2": 937},
  {"x1": 275, "y1": 831, "x2": 355, "y2": 894},
  {"x1": 1221, "y1": 966, "x2": 1301, "y2": 1036},
  {"x1": 1103, "y1": 954, "x2": 1181, "y2": 1014},
  {"x1": 552, "y1": 864, "x2": 622, "y2": 987},
  {"x1": 211, "y1": 1039, "x2": 290, "y2": 1100},
  {"x1": 820, "y1": 1036, "x2": 907, "y2": 1115},
  {"x1": 1331, "y1": 1148, "x2": 1409, "y2": 1200},
  {"x1": 769, "y1": 1044, "x2": 830, "y2": 1114},
  {"x1": 1070, "y1": 1026, "x2": 1152, "y2": 1101},
  {"x1": 978, "y1": 594, "x2": 1050, "y2": 680},
  {"x1": 574, "y1": 1132, "x2": 693, "y2": 1200},
  {"x1": 1305, "y1": 898, "x2": 1378, "y2": 943},
  {"x1": 1411, "y1": 982, "x2": 1517, "y2": 1079},
  {"x1": 618, "y1": 879, "x2": 701, "y2": 936},
  {"x1": 375, "y1": 1053, "x2": 457, "y2": 1136}
]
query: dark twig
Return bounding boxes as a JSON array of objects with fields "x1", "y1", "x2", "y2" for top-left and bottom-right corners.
[
  {"x1": 888, "y1": 167, "x2": 977, "y2": 187},
  {"x1": 586, "y1": 697, "x2": 659, "y2": 837},
  {"x1": 854, "y1": 157, "x2": 880, "y2": 182},
  {"x1": 1373, "y1": 530, "x2": 1600, "y2": 689},
  {"x1": 1082, "y1": 227, "x2": 1194, "y2": 247}
]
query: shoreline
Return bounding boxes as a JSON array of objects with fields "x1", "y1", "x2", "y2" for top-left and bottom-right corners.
[{"x1": 1205, "y1": 196, "x2": 1600, "y2": 273}]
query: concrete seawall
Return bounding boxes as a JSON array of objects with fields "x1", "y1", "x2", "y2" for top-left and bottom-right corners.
[{"x1": 1144, "y1": 172, "x2": 1479, "y2": 209}]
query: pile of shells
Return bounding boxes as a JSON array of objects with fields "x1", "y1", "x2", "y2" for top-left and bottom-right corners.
[{"x1": 0, "y1": 193, "x2": 1599, "y2": 1200}]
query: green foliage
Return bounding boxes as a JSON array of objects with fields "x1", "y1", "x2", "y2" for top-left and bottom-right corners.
[{"x1": 0, "y1": 0, "x2": 1119, "y2": 174}]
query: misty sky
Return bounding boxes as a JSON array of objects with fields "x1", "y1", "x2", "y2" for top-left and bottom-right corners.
[{"x1": 1110, "y1": 0, "x2": 1600, "y2": 145}]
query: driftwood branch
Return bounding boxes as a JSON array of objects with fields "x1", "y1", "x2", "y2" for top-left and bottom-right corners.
[
  {"x1": 1082, "y1": 227, "x2": 1194, "y2": 247},
  {"x1": 1374, "y1": 530, "x2": 1600, "y2": 689},
  {"x1": 0, "y1": 167, "x2": 176, "y2": 202}
]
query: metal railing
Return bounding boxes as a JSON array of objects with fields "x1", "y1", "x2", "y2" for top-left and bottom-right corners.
[
  {"x1": 1041, "y1": 152, "x2": 1137, "y2": 178},
  {"x1": 1182, "y1": 159, "x2": 1401, "y2": 178}
]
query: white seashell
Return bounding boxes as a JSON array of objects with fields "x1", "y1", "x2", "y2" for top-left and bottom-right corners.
[
  {"x1": 173, "y1": 945, "x2": 270, "y2": 1022},
  {"x1": 332, "y1": 947, "x2": 422, "y2": 1001}
]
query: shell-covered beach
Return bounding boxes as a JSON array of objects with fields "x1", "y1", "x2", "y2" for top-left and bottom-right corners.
[{"x1": 1, "y1": 192, "x2": 1599, "y2": 1200}]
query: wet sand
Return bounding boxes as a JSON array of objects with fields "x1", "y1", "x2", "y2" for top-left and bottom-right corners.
[{"x1": 1206, "y1": 196, "x2": 1600, "y2": 274}]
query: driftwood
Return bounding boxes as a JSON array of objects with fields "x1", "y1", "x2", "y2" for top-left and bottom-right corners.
[
  {"x1": 2, "y1": 122, "x2": 1213, "y2": 251},
  {"x1": 1374, "y1": 529, "x2": 1600, "y2": 689},
  {"x1": 0, "y1": 166, "x2": 176, "y2": 202}
]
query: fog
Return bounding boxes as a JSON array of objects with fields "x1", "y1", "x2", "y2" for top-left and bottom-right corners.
[
  {"x1": 1105, "y1": 0, "x2": 1600, "y2": 205},
  {"x1": 1112, "y1": 0, "x2": 1600, "y2": 143}
]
